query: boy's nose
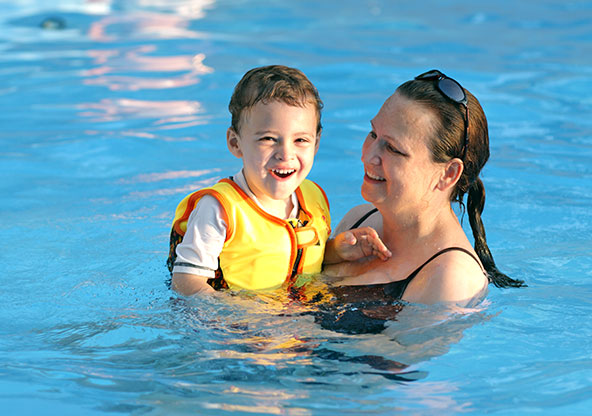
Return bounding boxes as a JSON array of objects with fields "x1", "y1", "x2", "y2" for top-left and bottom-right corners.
[{"x1": 275, "y1": 141, "x2": 295, "y2": 161}]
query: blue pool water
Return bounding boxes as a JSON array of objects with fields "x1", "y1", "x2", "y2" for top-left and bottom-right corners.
[{"x1": 1, "y1": 0, "x2": 592, "y2": 414}]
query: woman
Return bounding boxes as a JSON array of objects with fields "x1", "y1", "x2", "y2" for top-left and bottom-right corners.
[{"x1": 324, "y1": 69, "x2": 524, "y2": 306}]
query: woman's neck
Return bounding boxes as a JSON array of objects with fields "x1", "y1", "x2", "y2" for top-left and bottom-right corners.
[{"x1": 380, "y1": 204, "x2": 461, "y2": 255}]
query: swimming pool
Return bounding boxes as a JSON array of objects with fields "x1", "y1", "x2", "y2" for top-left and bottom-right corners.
[{"x1": 1, "y1": 0, "x2": 591, "y2": 414}]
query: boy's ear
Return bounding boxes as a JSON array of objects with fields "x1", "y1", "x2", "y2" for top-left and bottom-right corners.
[
  {"x1": 314, "y1": 130, "x2": 322, "y2": 155},
  {"x1": 226, "y1": 127, "x2": 242, "y2": 158},
  {"x1": 436, "y1": 158, "x2": 464, "y2": 192}
]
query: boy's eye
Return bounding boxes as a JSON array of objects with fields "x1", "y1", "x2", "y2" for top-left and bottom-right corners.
[{"x1": 259, "y1": 136, "x2": 277, "y2": 142}]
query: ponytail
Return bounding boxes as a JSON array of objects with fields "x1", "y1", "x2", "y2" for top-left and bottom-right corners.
[{"x1": 467, "y1": 178, "x2": 525, "y2": 288}]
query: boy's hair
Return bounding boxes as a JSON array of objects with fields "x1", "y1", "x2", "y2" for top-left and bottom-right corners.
[{"x1": 228, "y1": 65, "x2": 323, "y2": 134}]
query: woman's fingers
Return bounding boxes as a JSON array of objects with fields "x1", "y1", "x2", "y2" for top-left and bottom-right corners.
[{"x1": 357, "y1": 227, "x2": 391, "y2": 260}]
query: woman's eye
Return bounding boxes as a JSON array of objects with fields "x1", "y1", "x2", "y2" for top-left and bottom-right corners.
[
  {"x1": 368, "y1": 131, "x2": 377, "y2": 139},
  {"x1": 386, "y1": 144, "x2": 405, "y2": 156}
]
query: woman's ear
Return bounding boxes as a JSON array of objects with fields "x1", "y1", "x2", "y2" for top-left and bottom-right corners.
[
  {"x1": 437, "y1": 158, "x2": 464, "y2": 192},
  {"x1": 226, "y1": 127, "x2": 242, "y2": 158}
]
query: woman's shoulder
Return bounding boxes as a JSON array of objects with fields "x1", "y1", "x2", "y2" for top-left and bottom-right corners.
[
  {"x1": 404, "y1": 247, "x2": 488, "y2": 305},
  {"x1": 333, "y1": 203, "x2": 383, "y2": 236}
]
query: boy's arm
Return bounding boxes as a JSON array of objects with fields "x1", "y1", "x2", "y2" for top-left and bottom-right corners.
[
  {"x1": 172, "y1": 272, "x2": 215, "y2": 295},
  {"x1": 324, "y1": 226, "x2": 391, "y2": 265},
  {"x1": 171, "y1": 195, "x2": 226, "y2": 296}
]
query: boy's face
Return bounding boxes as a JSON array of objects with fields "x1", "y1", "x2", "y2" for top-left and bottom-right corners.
[{"x1": 227, "y1": 100, "x2": 320, "y2": 208}]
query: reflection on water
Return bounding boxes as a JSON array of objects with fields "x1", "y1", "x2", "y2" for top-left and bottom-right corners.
[
  {"x1": 83, "y1": 0, "x2": 216, "y2": 93},
  {"x1": 82, "y1": 51, "x2": 212, "y2": 91},
  {"x1": 77, "y1": 98, "x2": 204, "y2": 122},
  {"x1": 87, "y1": 11, "x2": 211, "y2": 42},
  {"x1": 126, "y1": 169, "x2": 219, "y2": 183}
]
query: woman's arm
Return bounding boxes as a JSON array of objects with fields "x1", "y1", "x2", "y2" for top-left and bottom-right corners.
[{"x1": 403, "y1": 252, "x2": 488, "y2": 305}]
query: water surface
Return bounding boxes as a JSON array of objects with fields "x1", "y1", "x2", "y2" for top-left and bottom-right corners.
[{"x1": 1, "y1": 0, "x2": 592, "y2": 414}]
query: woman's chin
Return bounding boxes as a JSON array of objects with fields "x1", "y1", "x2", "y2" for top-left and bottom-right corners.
[{"x1": 361, "y1": 186, "x2": 382, "y2": 204}]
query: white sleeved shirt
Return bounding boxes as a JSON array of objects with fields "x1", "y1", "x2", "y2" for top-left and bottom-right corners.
[{"x1": 172, "y1": 170, "x2": 299, "y2": 278}]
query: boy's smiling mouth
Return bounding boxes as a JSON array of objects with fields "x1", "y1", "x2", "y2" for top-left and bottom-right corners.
[{"x1": 270, "y1": 168, "x2": 296, "y2": 179}]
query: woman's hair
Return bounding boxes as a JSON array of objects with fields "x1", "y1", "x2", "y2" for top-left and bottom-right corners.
[
  {"x1": 397, "y1": 79, "x2": 525, "y2": 288},
  {"x1": 228, "y1": 65, "x2": 323, "y2": 134}
]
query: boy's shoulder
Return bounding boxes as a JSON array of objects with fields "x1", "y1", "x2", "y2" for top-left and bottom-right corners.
[
  {"x1": 299, "y1": 178, "x2": 324, "y2": 192},
  {"x1": 299, "y1": 178, "x2": 328, "y2": 194}
]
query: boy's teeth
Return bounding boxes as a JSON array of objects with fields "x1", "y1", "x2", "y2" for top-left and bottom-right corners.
[
  {"x1": 272, "y1": 168, "x2": 296, "y2": 177},
  {"x1": 367, "y1": 171, "x2": 385, "y2": 181}
]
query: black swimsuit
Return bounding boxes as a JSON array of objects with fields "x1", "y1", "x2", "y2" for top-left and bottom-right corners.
[
  {"x1": 340, "y1": 207, "x2": 483, "y2": 301},
  {"x1": 313, "y1": 208, "x2": 484, "y2": 334},
  {"x1": 328, "y1": 246, "x2": 483, "y2": 303},
  {"x1": 315, "y1": 247, "x2": 483, "y2": 334}
]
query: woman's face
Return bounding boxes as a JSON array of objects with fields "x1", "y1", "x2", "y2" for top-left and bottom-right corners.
[{"x1": 361, "y1": 92, "x2": 443, "y2": 215}]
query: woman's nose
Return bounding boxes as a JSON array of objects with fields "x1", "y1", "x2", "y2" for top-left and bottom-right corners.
[{"x1": 362, "y1": 138, "x2": 380, "y2": 165}]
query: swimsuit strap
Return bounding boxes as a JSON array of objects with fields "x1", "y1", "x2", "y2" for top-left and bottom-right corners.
[
  {"x1": 408, "y1": 247, "x2": 483, "y2": 279},
  {"x1": 383, "y1": 247, "x2": 484, "y2": 299},
  {"x1": 349, "y1": 207, "x2": 379, "y2": 230}
]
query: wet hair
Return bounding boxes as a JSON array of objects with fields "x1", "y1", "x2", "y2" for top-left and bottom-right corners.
[
  {"x1": 228, "y1": 65, "x2": 323, "y2": 135},
  {"x1": 396, "y1": 79, "x2": 525, "y2": 288}
]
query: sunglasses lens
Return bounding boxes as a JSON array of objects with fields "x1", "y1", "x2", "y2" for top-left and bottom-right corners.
[
  {"x1": 414, "y1": 70, "x2": 469, "y2": 160},
  {"x1": 415, "y1": 69, "x2": 442, "y2": 80},
  {"x1": 438, "y1": 78, "x2": 466, "y2": 103}
]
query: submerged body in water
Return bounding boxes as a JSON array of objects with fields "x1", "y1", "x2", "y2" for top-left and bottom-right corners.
[
  {"x1": 172, "y1": 274, "x2": 489, "y2": 383},
  {"x1": 292, "y1": 246, "x2": 488, "y2": 335}
]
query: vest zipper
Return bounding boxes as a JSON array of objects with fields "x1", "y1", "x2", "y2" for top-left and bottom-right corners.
[
  {"x1": 291, "y1": 248, "x2": 303, "y2": 278},
  {"x1": 289, "y1": 219, "x2": 308, "y2": 278}
]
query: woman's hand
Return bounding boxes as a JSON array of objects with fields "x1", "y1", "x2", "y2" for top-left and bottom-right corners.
[{"x1": 324, "y1": 226, "x2": 391, "y2": 265}]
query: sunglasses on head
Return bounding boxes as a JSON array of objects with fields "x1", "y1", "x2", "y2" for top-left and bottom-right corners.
[{"x1": 415, "y1": 69, "x2": 469, "y2": 161}]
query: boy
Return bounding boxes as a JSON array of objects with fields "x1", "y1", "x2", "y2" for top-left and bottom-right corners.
[{"x1": 167, "y1": 65, "x2": 389, "y2": 295}]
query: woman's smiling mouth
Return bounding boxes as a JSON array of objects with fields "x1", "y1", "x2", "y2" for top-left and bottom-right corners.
[{"x1": 365, "y1": 171, "x2": 386, "y2": 181}]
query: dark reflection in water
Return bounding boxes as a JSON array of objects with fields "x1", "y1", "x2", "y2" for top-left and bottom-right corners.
[
  {"x1": 40, "y1": 17, "x2": 66, "y2": 30},
  {"x1": 299, "y1": 282, "x2": 407, "y2": 335}
]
